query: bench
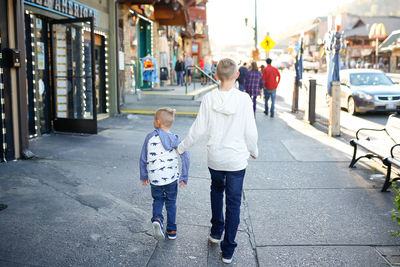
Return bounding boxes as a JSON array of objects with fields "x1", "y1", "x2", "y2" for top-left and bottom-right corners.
[{"x1": 349, "y1": 114, "x2": 400, "y2": 192}]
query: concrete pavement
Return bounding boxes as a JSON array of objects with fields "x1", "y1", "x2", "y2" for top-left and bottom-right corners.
[
  {"x1": 0, "y1": 91, "x2": 399, "y2": 266},
  {"x1": 120, "y1": 83, "x2": 218, "y2": 115}
]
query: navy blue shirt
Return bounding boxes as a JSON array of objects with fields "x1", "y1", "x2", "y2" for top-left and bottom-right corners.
[{"x1": 238, "y1": 66, "x2": 249, "y2": 85}]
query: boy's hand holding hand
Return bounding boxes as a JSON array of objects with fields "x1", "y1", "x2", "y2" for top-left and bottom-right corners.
[
  {"x1": 141, "y1": 180, "x2": 149, "y2": 186},
  {"x1": 179, "y1": 181, "x2": 186, "y2": 188}
]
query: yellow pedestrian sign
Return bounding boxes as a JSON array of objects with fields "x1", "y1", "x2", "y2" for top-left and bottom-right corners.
[{"x1": 261, "y1": 36, "x2": 276, "y2": 52}]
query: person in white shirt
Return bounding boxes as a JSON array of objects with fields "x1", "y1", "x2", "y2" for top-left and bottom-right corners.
[{"x1": 177, "y1": 58, "x2": 258, "y2": 264}]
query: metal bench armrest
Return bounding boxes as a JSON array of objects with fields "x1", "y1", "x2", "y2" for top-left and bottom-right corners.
[
  {"x1": 391, "y1": 143, "x2": 400, "y2": 158},
  {"x1": 356, "y1": 128, "x2": 386, "y2": 140}
]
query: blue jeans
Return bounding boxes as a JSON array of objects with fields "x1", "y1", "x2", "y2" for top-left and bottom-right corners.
[
  {"x1": 264, "y1": 89, "x2": 276, "y2": 115},
  {"x1": 209, "y1": 168, "x2": 246, "y2": 259},
  {"x1": 150, "y1": 180, "x2": 178, "y2": 232},
  {"x1": 252, "y1": 96, "x2": 257, "y2": 114},
  {"x1": 176, "y1": 71, "x2": 184, "y2": 86}
]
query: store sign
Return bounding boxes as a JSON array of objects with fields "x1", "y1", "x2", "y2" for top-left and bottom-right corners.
[{"x1": 24, "y1": 0, "x2": 99, "y2": 25}]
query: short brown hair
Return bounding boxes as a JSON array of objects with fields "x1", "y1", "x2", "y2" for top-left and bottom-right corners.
[
  {"x1": 216, "y1": 58, "x2": 237, "y2": 81},
  {"x1": 155, "y1": 107, "x2": 176, "y2": 127},
  {"x1": 251, "y1": 61, "x2": 258, "y2": 70}
]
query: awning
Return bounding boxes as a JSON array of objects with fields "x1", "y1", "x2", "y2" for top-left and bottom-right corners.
[
  {"x1": 154, "y1": 1, "x2": 188, "y2": 26},
  {"x1": 118, "y1": 0, "x2": 158, "y2": 4}
]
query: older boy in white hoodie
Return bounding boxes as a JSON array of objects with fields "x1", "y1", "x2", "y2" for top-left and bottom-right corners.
[{"x1": 177, "y1": 58, "x2": 258, "y2": 264}]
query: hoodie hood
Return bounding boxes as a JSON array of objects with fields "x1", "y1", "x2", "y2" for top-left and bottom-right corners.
[
  {"x1": 211, "y1": 88, "x2": 238, "y2": 115},
  {"x1": 156, "y1": 128, "x2": 180, "y2": 151}
]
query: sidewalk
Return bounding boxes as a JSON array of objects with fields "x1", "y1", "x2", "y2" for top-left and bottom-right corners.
[
  {"x1": 0, "y1": 95, "x2": 399, "y2": 266},
  {"x1": 121, "y1": 83, "x2": 218, "y2": 116}
]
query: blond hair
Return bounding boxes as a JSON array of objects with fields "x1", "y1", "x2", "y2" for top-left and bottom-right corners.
[
  {"x1": 155, "y1": 107, "x2": 176, "y2": 128},
  {"x1": 216, "y1": 58, "x2": 237, "y2": 81}
]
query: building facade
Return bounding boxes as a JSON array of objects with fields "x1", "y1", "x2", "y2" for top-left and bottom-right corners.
[
  {"x1": 0, "y1": 0, "x2": 210, "y2": 162},
  {"x1": 0, "y1": 0, "x2": 120, "y2": 162}
]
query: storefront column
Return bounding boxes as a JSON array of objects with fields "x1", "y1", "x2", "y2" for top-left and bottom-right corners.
[
  {"x1": 7, "y1": 0, "x2": 20, "y2": 159},
  {"x1": 15, "y1": 0, "x2": 31, "y2": 158},
  {"x1": 108, "y1": 0, "x2": 119, "y2": 114}
]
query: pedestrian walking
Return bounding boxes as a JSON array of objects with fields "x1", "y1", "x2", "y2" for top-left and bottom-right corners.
[
  {"x1": 140, "y1": 108, "x2": 190, "y2": 240},
  {"x1": 177, "y1": 58, "x2": 258, "y2": 264},
  {"x1": 262, "y1": 58, "x2": 281, "y2": 117},
  {"x1": 174, "y1": 57, "x2": 185, "y2": 86},
  {"x1": 237, "y1": 62, "x2": 248, "y2": 91},
  {"x1": 199, "y1": 58, "x2": 206, "y2": 85},
  {"x1": 244, "y1": 61, "x2": 264, "y2": 114},
  {"x1": 184, "y1": 54, "x2": 193, "y2": 85},
  {"x1": 203, "y1": 59, "x2": 212, "y2": 85}
]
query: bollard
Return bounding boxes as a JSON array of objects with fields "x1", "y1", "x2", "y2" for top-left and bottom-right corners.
[
  {"x1": 292, "y1": 78, "x2": 299, "y2": 113},
  {"x1": 328, "y1": 81, "x2": 341, "y2": 136},
  {"x1": 304, "y1": 79, "x2": 316, "y2": 124}
]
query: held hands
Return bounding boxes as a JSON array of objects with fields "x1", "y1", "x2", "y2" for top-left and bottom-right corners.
[
  {"x1": 251, "y1": 155, "x2": 256, "y2": 159},
  {"x1": 142, "y1": 180, "x2": 186, "y2": 187}
]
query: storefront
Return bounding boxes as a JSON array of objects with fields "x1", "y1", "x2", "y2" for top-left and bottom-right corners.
[{"x1": 23, "y1": 0, "x2": 110, "y2": 134}]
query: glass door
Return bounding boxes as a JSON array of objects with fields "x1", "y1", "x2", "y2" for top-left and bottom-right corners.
[{"x1": 50, "y1": 17, "x2": 97, "y2": 134}]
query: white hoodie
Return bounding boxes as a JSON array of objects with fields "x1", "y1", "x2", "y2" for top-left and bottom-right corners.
[{"x1": 177, "y1": 88, "x2": 258, "y2": 171}]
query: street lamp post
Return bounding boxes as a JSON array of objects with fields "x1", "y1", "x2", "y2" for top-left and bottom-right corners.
[
  {"x1": 254, "y1": 0, "x2": 257, "y2": 50},
  {"x1": 245, "y1": 0, "x2": 259, "y2": 60}
]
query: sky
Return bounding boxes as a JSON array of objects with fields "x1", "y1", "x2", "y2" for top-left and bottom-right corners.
[{"x1": 207, "y1": 0, "x2": 355, "y2": 51}]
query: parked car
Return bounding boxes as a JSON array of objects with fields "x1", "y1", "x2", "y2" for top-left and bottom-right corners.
[
  {"x1": 339, "y1": 69, "x2": 400, "y2": 115},
  {"x1": 303, "y1": 60, "x2": 319, "y2": 73}
]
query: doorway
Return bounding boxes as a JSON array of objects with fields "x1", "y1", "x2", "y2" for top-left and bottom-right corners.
[
  {"x1": 94, "y1": 34, "x2": 106, "y2": 114},
  {"x1": 25, "y1": 13, "x2": 51, "y2": 136},
  {"x1": 50, "y1": 17, "x2": 97, "y2": 134},
  {"x1": 138, "y1": 18, "x2": 152, "y2": 89}
]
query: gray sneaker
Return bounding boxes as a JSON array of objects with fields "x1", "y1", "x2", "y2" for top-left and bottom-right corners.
[
  {"x1": 152, "y1": 218, "x2": 165, "y2": 240},
  {"x1": 222, "y1": 257, "x2": 232, "y2": 264},
  {"x1": 208, "y1": 234, "x2": 222, "y2": 243}
]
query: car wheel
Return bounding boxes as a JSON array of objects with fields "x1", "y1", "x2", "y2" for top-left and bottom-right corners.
[{"x1": 347, "y1": 96, "x2": 357, "y2": 115}]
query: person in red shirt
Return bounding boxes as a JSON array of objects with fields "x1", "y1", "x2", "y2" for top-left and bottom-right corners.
[
  {"x1": 262, "y1": 58, "x2": 281, "y2": 117},
  {"x1": 199, "y1": 58, "x2": 206, "y2": 85}
]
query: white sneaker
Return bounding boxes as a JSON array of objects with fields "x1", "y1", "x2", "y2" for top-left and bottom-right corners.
[
  {"x1": 152, "y1": 220, "x2": 165, "y2": 240},
  {"x1": 222, "y1": 257, "x2": 232, "y2": 264},
  {"x1": 208, "y1": 235, "x2": 221, "y2": 243}
]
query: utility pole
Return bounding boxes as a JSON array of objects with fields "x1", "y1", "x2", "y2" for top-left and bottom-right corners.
[
  {"x1": 254, "y1": 0, "x2": 257, "y2": 49},
  {"x1": 252, "y1": 0, "x2": 259, "y2": 60}
]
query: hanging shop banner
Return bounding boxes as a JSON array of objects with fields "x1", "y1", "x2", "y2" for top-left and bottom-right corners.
[
  {"x1": 24, "y1": 0, "x2": 99, "y2": 25},
  {"x1": 140, "y1": 5, "x2": 154, "y2": 18}
]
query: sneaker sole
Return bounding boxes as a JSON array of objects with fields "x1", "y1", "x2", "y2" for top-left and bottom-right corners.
[
  {"x1": 208, "y1": 235, "x2": 221, "y2": 244},
  {"x1": 167, "y1": 235, "x2": 177, "y2": 240},
  {"x1": 222, "y1": 258, "x2": 232, "y2": 264},
  {"x1": 152, "y1": 221, "x2": 165, "y2": 240}
]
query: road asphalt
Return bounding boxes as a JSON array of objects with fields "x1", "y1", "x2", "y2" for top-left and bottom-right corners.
[{"x1": 0, "y1": 90, "x2": 399, "y2": 266}]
